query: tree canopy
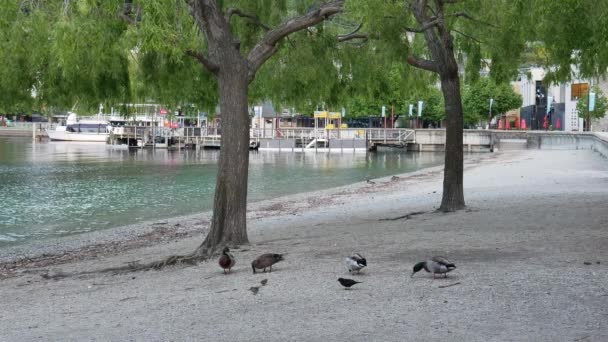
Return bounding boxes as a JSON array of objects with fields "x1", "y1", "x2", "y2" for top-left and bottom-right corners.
[
  {"x1": 531, "y1": 0, "x2": 608, "y2": 83},
  {"x1": 577, "y1": 87, "x2": 608, "y2": 120},
  {"x1": 463, "y1": 78, "x2": 522, "y2": 125}
]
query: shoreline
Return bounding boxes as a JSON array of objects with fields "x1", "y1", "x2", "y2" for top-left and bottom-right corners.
[{"x1": 0, "y1": 152, "x2": 495, "y2": 275}]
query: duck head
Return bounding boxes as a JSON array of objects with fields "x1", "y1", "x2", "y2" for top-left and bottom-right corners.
[
  {"x1": 411, "y1": 261, "x2": 426, "y2": 277},
  {"x1": 222, "y1": 246, "x2": 230, "y2": 255},
  {"x1": 273, "y1": 254, "x2": 284, "y2": 262}
]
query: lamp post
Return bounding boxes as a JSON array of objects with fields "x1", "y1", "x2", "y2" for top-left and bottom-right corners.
[
  {"x1": 382, "y1": 105, "x2": 386, "y2": 128},
  {"x1": 488, "y1": 98, "x2": 493, "y2": 129},
  {"x1": 535, "y1": 88, "x2": 545, "y2": 130},
  {"x1": 417, "y1": 101, "x2": 423, "y2": 128},
  {"x1": 587, "y1": 90, "x2": 596, "y2": 132},
  {"x1": 409, "y1": 104, "x2": 414, "y2": 128},
  {"x1": 546, "y1": 96, "x2": 553, "y2": 130}
]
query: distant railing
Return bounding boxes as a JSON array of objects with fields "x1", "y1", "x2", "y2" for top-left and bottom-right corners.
[
  {"x1": 250, "y1": 127, "x2": 414, "y2": 142},
  {"x1": 0, "y1": 122, "x2": 54, "y2": 130}
]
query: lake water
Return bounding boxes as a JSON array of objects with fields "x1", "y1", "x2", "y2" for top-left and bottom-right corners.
[{"x1": 0, "y1": 136, "x2": 444, "y2": 246}]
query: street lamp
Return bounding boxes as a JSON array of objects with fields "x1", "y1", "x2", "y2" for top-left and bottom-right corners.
[
  {"x1": 488, "y1": 98, "x2": 493, "y2": 129},
  {"x1": 588, "y1": 90, "x2": 596, "y2": 131},
  {"x1": 417, "y1": 101, "x2": 423, "y2": 128}
]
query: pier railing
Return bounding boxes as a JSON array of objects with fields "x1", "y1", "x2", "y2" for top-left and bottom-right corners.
[{"x1": 250, "y1": 127, "x2": 415, "y2": 143}]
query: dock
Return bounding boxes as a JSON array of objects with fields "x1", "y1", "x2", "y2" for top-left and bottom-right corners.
[
  {"x1": 11, "y1": 122, "x2": 604, "y2": 155},
  {"x1": 108, "y1": 126, "x2": 260, "y2": 150}
]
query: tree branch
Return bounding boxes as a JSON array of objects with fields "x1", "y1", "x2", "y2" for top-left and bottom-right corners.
[
  {"x1": 119, "y1": 0, "x2": 140, "y2": 25},
  {"x1": 186, "y1": 50, "x2": 220, "y2": 75},
  {"x1": 404, "y1": 17, "x2": 439, "y2": 33},
  {"x1": 225, "y1": 8, "x2": 271, "y2": 31},
  {"x1": 247, "y1": 0, "x2": 345, "y2": 82},
  {"x1": 337, "y1": 24, "x2": 368, "y2": 42},
  {"x1": 451, "y1": 28, "x2": 485, "y2": 45},
  {"x1": 446, "y1": 11, "x2": 497, "y2": 28},
  {"x1": 407, "y1": 54, "x2": 439, "y2": 73},
  {"x1": 338, "y1": 33, "x2": 369, "y2": 42}
]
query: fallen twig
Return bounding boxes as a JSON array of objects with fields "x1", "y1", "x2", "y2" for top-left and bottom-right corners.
[
  {"x1": 119, "y1": 296, "x2": 137, "y2": 302},
  {"x1": 379, "y1": 211, "x2": 426, "y2": 221},
  {"x1": 438, "y1": 282, "x2": 461, "y2": 289}
]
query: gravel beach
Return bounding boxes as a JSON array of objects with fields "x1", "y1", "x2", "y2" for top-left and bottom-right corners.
[{"x1": 1, "y1": 149, "x2": 607, "y2": 341}]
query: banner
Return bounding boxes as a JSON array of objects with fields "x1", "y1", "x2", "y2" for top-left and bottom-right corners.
[
  {"x1": 409, "y1": 104, "x2": 414, "y2": 117},
  {"x1": 589, "y1": 92, "x2": 596, "y2": 112},
  {"x1": 417, "y1": 101, "x2": 423, "y2": 117}
]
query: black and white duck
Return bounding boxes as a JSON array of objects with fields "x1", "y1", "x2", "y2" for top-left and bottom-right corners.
[
  {"x1": 345, "y1": 253, "x2": 367, "y2": 273},
  {"x1": 411, "y1": 256, "x2": 456, "y2": 278}
]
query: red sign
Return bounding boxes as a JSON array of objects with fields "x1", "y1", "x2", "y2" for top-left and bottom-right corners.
[{"x1": 159, "y1": 108, "x2": 168, "y2": 115}]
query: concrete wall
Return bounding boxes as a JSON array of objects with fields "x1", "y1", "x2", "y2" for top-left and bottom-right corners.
[
  {"x1": 329, "y1": 139, "x2": 367, "y2": 149},
  {"x1": 258, "y1": 138, "x2": 296, "y2": 149},
  {"x1": 258, "y1": 130, "x2": 608, "y2": 156},
  {"x1": 0, "y1": 129, "x2": 31, "y2": 136}
]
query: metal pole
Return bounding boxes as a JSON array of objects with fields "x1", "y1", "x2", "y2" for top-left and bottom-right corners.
[{"x1": 587, "y1": 87, "x2": 591, "y2": 132}]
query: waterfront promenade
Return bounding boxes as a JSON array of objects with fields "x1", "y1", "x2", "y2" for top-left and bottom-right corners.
[{"x1": 1, "y1": 149, "x2": 607, "y2": 341}]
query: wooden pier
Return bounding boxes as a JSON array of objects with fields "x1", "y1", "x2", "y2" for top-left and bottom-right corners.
[{"x1": 108, "y1": 126, "x2": 260, "y2": 150}]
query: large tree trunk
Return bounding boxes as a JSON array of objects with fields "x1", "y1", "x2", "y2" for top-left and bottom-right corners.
[
  {"x1": 406, "y1": 0, "x2": 467, "y2": 212},
  {"x1": 195, "y1": 57, "x2": 251, "y2": 256},
  {"x1": 439, "y1": 70, "x2": 466, "y2": 212}
]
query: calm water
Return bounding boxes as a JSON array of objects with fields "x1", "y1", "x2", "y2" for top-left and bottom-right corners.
[{"x1": 0, "y1": 136, "x2": 443, "y2": 246}]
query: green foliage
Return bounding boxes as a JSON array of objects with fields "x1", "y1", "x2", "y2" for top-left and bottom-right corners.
[
  {"x1": 0, "y1": 0, "x2": 337, "y2": 116},
  {"x1": 0, "y1": 1, "x2": 134, "y2": 114},
  {"x1": 531, "y1": 0, "x2": 608, "y2": 82},
  {"x1": 576, "y1": 87, "x2": 608, "y2": 119},
  {"x1": 462, "y1": 78, "x2": 522, "y2": 124}
]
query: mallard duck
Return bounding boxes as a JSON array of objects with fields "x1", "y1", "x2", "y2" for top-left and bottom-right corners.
[
  {"x1": 338, "y1": 278, "x2": 362, "y2": 289},
  {"x1": 251, "y1": 253, "x2": 284, "y2": 274},
  {"x1": 411, "y1": 256, "x2": 456, "y2": 278},
  {"x1": 218, "y1": 247, "x2": 236, "y2": 274},
  {"x1": 345, "y1": 253, "x2": 367, "y2": 273}
]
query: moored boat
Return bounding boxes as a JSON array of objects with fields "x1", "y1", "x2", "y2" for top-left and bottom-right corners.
[{"x1": 46, "y1": 113, "x2": 110, "y2": 142}]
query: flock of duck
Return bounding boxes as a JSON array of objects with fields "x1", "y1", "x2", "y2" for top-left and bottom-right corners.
[{"x1": 218, "y1": 247, "x2": 457, "y2": 291}]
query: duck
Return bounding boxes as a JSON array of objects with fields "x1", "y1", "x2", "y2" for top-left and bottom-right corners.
[
  {"x1": 218, "y1": 247, "x2": 236, "y2": 274},
  {"x1": 345, "y1": 253, "x2": 367, "y2": 273},
  {"x1": 251, "y1": 253, "x2": 284, "y2": 274},
  {"x1": 411, "y1": 256, "x2": 456, "y2": 278}
]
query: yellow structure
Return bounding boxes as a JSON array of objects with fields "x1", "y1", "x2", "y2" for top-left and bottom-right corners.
[{"x1": 313, "y1": 111, "x2": 342, "y2": 130}]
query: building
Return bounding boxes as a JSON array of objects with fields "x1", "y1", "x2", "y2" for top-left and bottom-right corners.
[{"x1": 516, "y1": 67, "x2": 608, "y2": 131}]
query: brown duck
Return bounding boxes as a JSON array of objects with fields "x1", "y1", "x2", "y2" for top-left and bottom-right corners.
[
  {"x1": 218, "y1": 247, "x2": 236, "y2": 274},
  {"x1": 251, "y1": 253, "x2": 284, "y2": 273}
]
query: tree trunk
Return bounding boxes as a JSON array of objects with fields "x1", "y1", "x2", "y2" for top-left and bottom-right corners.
[
  {"x1": 195, "y1": 57, "x2": 250, "y2": 255},
  {"x1": 439, "y1": 71, "x2": 466, "y2": 212}
]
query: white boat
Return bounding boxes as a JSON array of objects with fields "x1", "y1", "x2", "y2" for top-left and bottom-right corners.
[{"x1": 46, "y1": 113, "x2": 110, "y2": 142}]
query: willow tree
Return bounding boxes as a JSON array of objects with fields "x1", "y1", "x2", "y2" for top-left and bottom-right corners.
[
  {"x1": 1, "y1": 1, "x2": 348, "y2": 262},
  {"x1": 184, "y1": 1, "x2": 347, "y2": 256},
  {"x1": 530, "y1": 0, "x2": 608, "y2": 83},
  {"x1": 347, "y1": 0, "x2": 529, "y2": 212}
]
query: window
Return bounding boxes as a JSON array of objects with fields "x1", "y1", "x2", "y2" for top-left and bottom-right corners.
[{"x1": 571, "y1": 83, "x2": 589, "y2": 101}]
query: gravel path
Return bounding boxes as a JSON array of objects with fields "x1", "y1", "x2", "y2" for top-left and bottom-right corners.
[{"x1": 1, "y1": 150, "x2": 607, "y2": 341}]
